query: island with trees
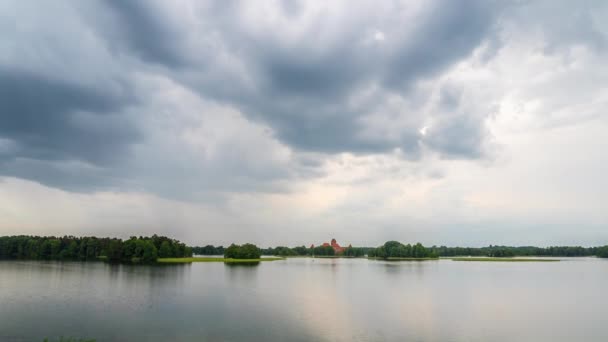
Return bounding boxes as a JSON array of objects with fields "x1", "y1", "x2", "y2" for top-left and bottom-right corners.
[
  {"x1": 0, "y1": 235, "x2": 192, "y2": 263},
  {"x1": 159, "y1": 243, "x2": 283, "y2": 263},
  {"x1": 367, "y1": 241, "x2": 438, "y2": 260}
]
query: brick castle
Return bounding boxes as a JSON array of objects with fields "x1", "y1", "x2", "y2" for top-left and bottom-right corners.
[{"x1": 310, "y1": 238, "x2": 351, "y2": 254}]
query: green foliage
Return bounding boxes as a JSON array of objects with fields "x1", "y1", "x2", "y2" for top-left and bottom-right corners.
[
  {"x1": 0, "y1": 234, "x2": 191, "y2": 263},
  {"x1": 597, "y1": 246, "x2": 608, "y2": 258},
  {"x1": 261, "y1": 245, "x2": 312, "y2": 256},
  {"x1": 293, "y1": 246, "x2": 310, "y2": 255},
  {"x1": 260, "y1": 245, "x2": 372, "y2": 257},
  {"x1": 224, "y1": 243, "x2": 261, "y2": 259},
  {"x1": 142, "y1": 241, "x2": 158, "y2": 263},
  {"x1": 191, "y1": 245, "x2": 225, "y2": 255},
  {"x1": 368, "y1": 241, "x2": 436, "y2": 259},
  {"x1": 313, "y1": 245, "x2": 335, "y2": 256},
  {"x1": 342, "y1": 246, "x2": 366, "y2": 257},
  {"x1": 487, "y1": 248, "x2": 515, "y2": 257},
  {"x1": 273, "y1": 246, "x2": 298, "y2": 256},
  {"x1": 104, "y1": 239, "x2": 123, "y2": 262},
  {"x1": 428, "y1": 245, "x2": 600, "y2": 257},
  {"x1": 158, "y1": 241, "x2": 172, "y2": 258}
]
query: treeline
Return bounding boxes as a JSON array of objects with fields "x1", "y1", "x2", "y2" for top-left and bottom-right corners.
[
  {"x1": 257, "y1": 243, "x2": 608, "y2": 259},
  {"x1": 260, "y1": 245, "x2": 369, "y2": 257},
  {"x1": 429, "y1": 245, "x2": 608, "y2": 257},
  {"x1": 192, "y1": 244, "x2": 369, "y2": 257},
  {"x1": 262, "y1": 246, "x2": 310, "y2": 256},
  {"x1": 191, "y1": 245, "x2": 225, "y2": 255},
  {"x1": 224, "y1": 243, "x2": 261, "y2": 259},
  {"x1": 368, "y1": 241, "x2": 437, "y2": 259},
  {"x1": 0, "y1": 235, "x2": 192, "y2": 263}
]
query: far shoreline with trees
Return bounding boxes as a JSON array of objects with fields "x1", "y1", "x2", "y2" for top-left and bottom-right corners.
[{"x1": 2, "y1": 235, "x2": 608, "y2": 264}]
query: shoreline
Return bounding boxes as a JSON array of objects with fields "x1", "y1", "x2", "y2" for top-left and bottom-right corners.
[
  {"x1": 157, "y1": 257, "x2": 285, "y2": 263},
  {"x1": 449, "y1": 257, "x2": 560, "y2": 262}
]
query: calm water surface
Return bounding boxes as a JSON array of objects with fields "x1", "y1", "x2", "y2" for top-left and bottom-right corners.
[{"x1": 1, "y1": 257, "x2": 607, "y2": 341}]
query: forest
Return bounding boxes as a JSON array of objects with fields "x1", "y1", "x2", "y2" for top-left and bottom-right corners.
[
  {"x1": 368, "y1": 241, "x2": 437, "y2": 259},
  {"x1": 191, "y1": 245, "x2": 225, "y2": 255},
  {"x1": 195, "y1": 242, "x2": 608, "y2": 258},
  {"x1": 224, "y1": 243, "x2": 262, "y2": 259},
  {"x1": 428, "y1": 245, "x2": 608, "y2": 258},
  {"x1": 0, "y1": 235, "x2": 192, "y2": 263},
  {"x1": 192, "y1": 244, "x2": 369, "y2": 257},
  {"x1": 262, "y1": 245, "x2": 369, "y2": 257}
]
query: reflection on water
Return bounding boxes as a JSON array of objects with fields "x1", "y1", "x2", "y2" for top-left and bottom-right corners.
[
  {"x1": 224, "y1": 262, "x2": 260, "y2": 267},
  {"x1": 1, "y1": 258, "x2": 608, "y2": 341}
]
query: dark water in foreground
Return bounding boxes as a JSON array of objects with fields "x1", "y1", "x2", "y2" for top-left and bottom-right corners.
[{"x1": 1, "y1": 257, "x2": 607, "y2": 342}]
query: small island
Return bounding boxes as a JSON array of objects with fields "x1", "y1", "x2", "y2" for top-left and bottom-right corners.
[
  {"x1": 367, "y1": 241, "x2": 438, "y2": 260},
  {"x1": 159, "y1": 243, "x2": 284, "y2": 263},
  {"x1": 0, "y1": 235, "x2": 192, "y2": 264}
]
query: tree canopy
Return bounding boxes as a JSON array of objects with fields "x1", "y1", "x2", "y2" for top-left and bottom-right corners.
[
  {"x1": 0, "y1": 235, "x2": 192, "y2": 263},
  {"x1": 191, "y1": 245, "x2": 225, "y2": 255},
  {"x1": 368, "y1": 241, "x2": 436, "y2": 259},
  {"x1": 428, "y1": 245, "x2": 606, "y2": 257},
  {"x1": 597, "y1": 246, "x2": 608, "y2": 258},
  {"x1": 224, "y1": 243, "x2": 261, "y2": 259}
]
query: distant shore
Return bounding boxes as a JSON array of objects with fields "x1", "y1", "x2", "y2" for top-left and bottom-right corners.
[
  {"x1": 368, "y1": 257, "x2": 439, "y2": 261},
  {"x1": 157, "y1": 257, "x2": 284, "y2": 263},
  {"x1": 159, "y1": 256, "x2": 561, "y2": 263},
  {"x1": 449, "y1": 257, "x2": 560, "y2": 262}
]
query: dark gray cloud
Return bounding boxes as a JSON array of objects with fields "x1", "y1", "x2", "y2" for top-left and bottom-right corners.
[
  {"x1": 0, "y1": 68, "x2": 137, "y2": 165},
  {"x1": 91, "y1": 0, "x2": 503, "y2": 156},
  {"x1": 0, "y1": 66, "x2": 141, "y2": 192},
  {"x1": 383, "y1": 1, "x2": 498, "y2": 89},
  {"x1": 229, "y1": 1, "x2": 499, "y2": 155},
  {"x1": 4, "y1": 0, "x2": 601, "y2": 197},
  {"x1": 101, "y1": 0, "x2": 190, "y2": 67}
]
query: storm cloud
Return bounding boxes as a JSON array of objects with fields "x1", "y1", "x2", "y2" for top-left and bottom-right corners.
[{"x1": 0, "y1": 0, "x2": 504, "y2": 194}]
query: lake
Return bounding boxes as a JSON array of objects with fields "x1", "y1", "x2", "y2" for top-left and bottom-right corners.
[{"x1": 1, "y1": 257, "x2": 607, "y2": 341}]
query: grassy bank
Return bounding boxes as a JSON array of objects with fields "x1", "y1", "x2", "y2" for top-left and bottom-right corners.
[
  {"x1": 157, "y1": 257, "x2": 284, "y2": 263},
  {"x1": 450, "y1": 257, "x2": 559, "y2": 262}
]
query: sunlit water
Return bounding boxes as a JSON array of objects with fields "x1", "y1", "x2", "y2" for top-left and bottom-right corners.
[{"x1": 1, "y1": 257, "x2": 607, "y2": 341}]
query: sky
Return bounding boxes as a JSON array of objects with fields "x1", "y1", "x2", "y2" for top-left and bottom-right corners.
[{"x1": 1, "y1": 0, "x2": 607, "y2": 247}]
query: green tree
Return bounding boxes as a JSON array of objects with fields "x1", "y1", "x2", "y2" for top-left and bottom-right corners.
[
  {"x1": 142, "y1": 241, "x2": 158, "y2": 263},
  {"x1": 597, "y1": 246, "x2": 608, "y2": 258},
  {"x1": 134, "y1": 239, "x2": 146, "y2": 259},
  {"x1": 313, "y1": 245, "x2": 335, "y2": 256},
  {"x1": 224, "y1": 243, "x2": 261, "y2": 259},
  {"x1": 106, "y1": 239, "x2": 123, "y2": 262},
  {"x1": 85, "y1": 238, "x2": 99, "y2": 260},
  {"x1": 123, "y1": 238, "x2": 137, "y2": 260},
  {"x1": 159, "y1": 241, "x2": 172, "y2": 258},
  {"x1": 370, "y1": 241, "x2": 435, "y2": 259}
]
